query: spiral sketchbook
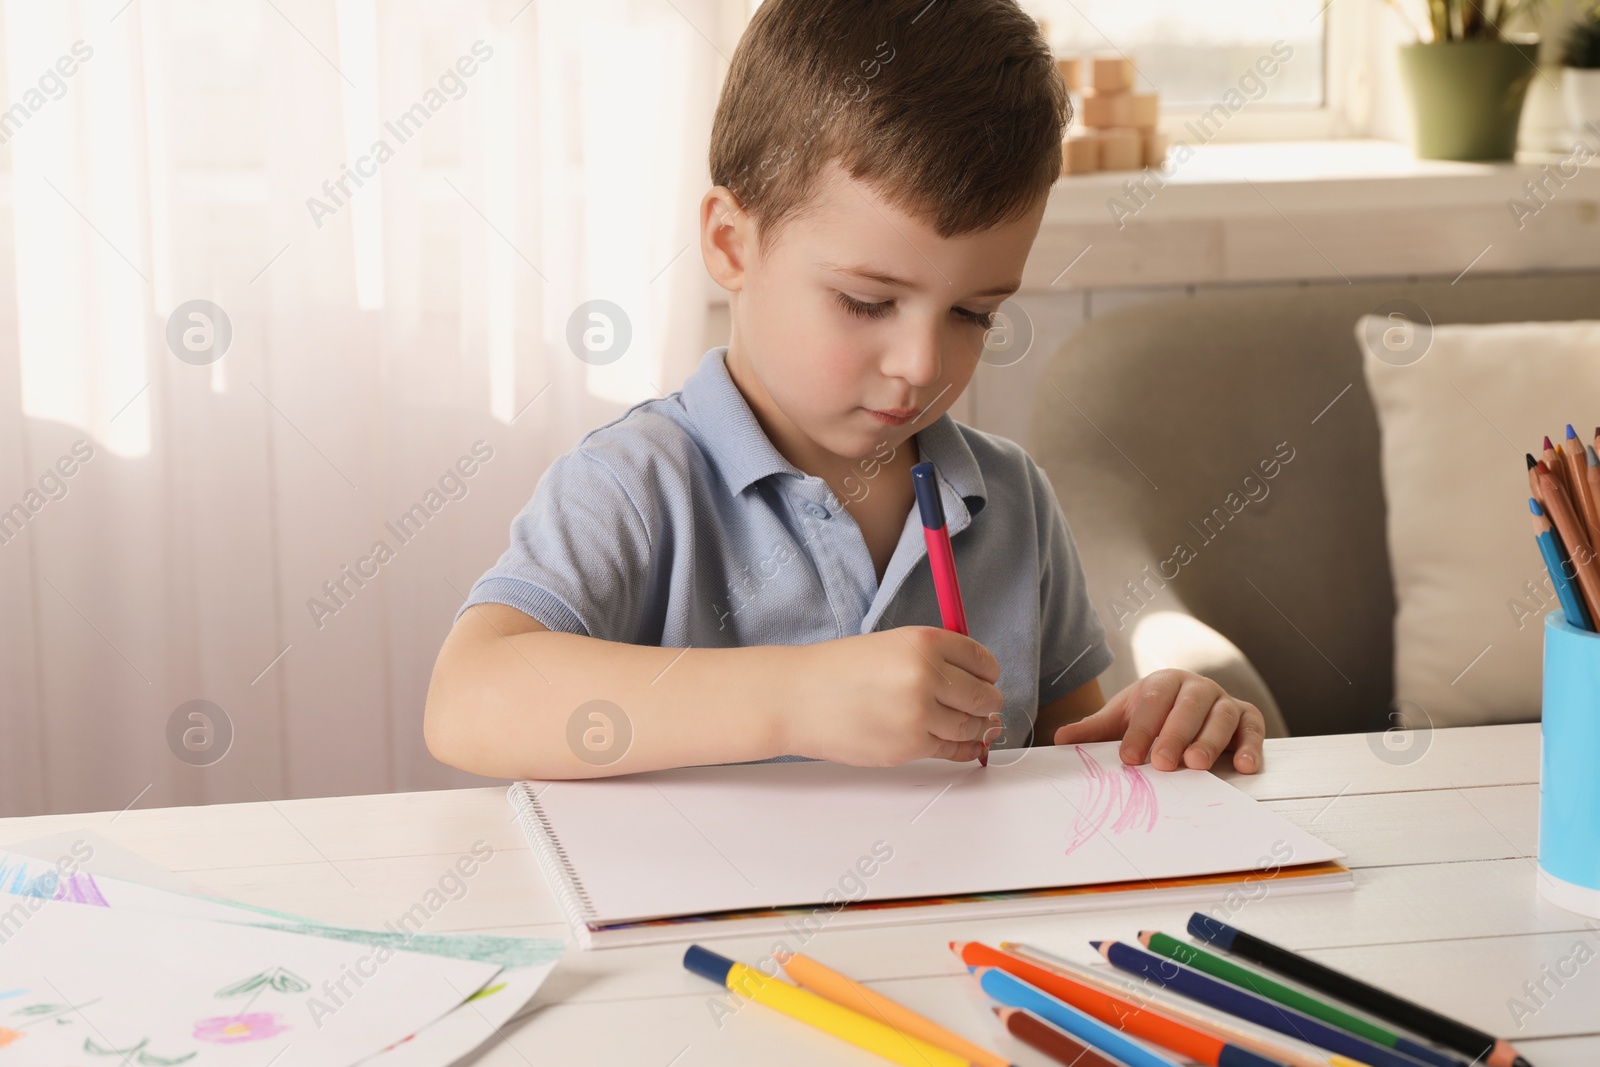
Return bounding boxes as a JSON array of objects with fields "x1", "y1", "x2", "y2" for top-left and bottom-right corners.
[{"x1": 508, "y1": 741, "x2": 1350, "y2": 949}]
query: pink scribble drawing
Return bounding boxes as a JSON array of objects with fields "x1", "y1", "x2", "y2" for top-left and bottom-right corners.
[
  {"x1": 193, "y1": 1013, "x2": 288, "y2": 1044},
  {"x1": 1062, "y1": 746, "x2": 1160, "y2": 856}
]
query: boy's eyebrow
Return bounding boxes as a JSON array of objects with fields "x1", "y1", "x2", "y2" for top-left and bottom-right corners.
[{"x1": 820, "y1": 261, "x2": 1020, "y2": 299}]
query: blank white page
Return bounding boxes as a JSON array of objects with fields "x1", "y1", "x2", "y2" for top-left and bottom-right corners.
[{"x1": 528, "y1": 740, "x2": 1343, "y2": 924}]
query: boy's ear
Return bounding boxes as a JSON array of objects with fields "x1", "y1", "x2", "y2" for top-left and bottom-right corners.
[{"x1": 700, "y1": 185, "x2": 753, "y2": 293}]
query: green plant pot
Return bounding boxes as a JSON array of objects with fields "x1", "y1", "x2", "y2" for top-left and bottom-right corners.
[{"x1": 1399, "y1": 40, "x2": 1539, "y2": 160}]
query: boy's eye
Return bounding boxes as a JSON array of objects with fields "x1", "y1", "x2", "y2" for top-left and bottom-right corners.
[
  {"x1": 956, "y1": 307, "x2": 995, "y2": 329},
  {"x1": 835, "y1": 291, "x2": 995, "y2": 330},
  {"x1": 835, "y1": 292, "x2": 892, "y2": 319}
]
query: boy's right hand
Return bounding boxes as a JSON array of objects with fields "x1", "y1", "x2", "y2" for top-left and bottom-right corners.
[{"x1": 785, "y1": 626, "x2": 1004, "y2": 766}]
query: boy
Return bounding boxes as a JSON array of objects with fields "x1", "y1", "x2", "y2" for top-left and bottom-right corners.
[{"x1": 424, "y1": 0, "x2": 1265, "y2": 781}]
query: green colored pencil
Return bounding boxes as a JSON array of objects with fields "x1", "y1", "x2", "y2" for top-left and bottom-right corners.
[{"x1": 1138, "y1": 931, "x2": 1464, "y2": 1067}]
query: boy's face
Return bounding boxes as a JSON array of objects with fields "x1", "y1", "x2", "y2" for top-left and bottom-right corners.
[{"x1": 702, "y1": 160, "x2": 1045, "y2": 475}]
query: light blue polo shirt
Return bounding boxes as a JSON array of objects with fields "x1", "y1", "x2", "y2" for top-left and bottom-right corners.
[{"x1": 458, "y1": 346, "x2": 1112, "y2": 753}]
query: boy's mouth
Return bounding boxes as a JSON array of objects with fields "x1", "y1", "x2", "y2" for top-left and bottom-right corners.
[{"x1": 864, "y1": 407, "x2": 918, "y2": 426}]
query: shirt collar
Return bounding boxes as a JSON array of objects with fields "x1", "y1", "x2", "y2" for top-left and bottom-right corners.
[{"x1": 682, "y1": 346, "x2": 987, "y2": 520}]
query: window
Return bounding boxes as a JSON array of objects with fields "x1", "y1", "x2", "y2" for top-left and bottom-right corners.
[{"x1": 1023, "y1": 0, "x2": 1326, "y2": 109}]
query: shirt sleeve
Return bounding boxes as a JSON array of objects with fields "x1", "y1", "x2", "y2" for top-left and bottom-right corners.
[
  {"x1": 1031, "y1": 458, "x2": 1114, "y2": 708},
  {"x1": 455, "y1": 448, "x2": 656, "y2": 642}
]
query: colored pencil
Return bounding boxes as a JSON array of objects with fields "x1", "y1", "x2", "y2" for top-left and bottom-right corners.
[
  {"x1": 1186, "y1": 916, "x2": 1536, "y2": 1067},
  {"x1": 1095, "y1": 940, "x2": 1436, "y2": 1067},
  {"x1": 1525, "y1": 453, "x2": 1542, "y2": 507},
  {"x1": 994, "y1": 1007, "x2": 1127, "y2": 1067},
  {"x1": 683, "y1": 945, "x2": 974, "y2": 1067},
  {"x1": 1000, "y1": 941, "x2": 1363, "y2": 1067},
  {"x1": 1563, "y1": 425, "x2": 1596, "y2": 537},
  {"x1": 1138, "y1": 931, "x2": 1463, "y2": 1067},
  {"x1": 1542, "y1": 435, "x2": 1571, "y2": 505},
  {"x1": 951, "y1": 941, "x2": 1289, "y2": 1067},
  {"x1": 973, "y1": 966, "x2": 1188, "y2": 1067},
  {"x1": 1585, "y1": 444, "x2": 1600, "y2": 544},
  {"x1": 1587, "y1": 444, "x2": 1600, "y2": 543},
  {"x1": 1531, "y1": 499, "x2": 1593, "y2": 630},
  {"x1": 782, "y1": 952, "x2": 1012, "y2": 1067},
  {"x1": 911, "y1": 460, "x2": 984, "y2": 765},
  {"x1": 1535, "y1": 464, "x2": 1600, "y2": 621}
]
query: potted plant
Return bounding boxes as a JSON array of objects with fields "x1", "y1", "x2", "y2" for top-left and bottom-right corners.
[
  {"x1": 1563, "y1": 4, "x2": 1600, "y2": 135},
  {"x1": 1385, "y1": 0, "x2": 1542, "y2": 160}
]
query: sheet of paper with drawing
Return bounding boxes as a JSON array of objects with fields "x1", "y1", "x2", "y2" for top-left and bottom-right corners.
[
  {"x1": 0, "y1": 841, "x2": 566, "y2": 1067},
  {"x1": 511, "y1": 740, "x2": 1349, "y2": 948},
  {"x1": 0, "y1": 897, "x2": 500, "y2": 1067}
]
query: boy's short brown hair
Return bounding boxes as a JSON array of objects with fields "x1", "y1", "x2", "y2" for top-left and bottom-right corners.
[{"x1": 710, "y1": 0, "x2": 1070, "y2": 255}]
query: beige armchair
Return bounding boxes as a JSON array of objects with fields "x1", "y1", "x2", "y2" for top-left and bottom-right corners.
[{"x1": 1027, "y1": 271, "x2": 1600, "y2": 736}]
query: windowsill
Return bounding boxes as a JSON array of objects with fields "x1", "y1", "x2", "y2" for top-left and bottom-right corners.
[
  {"x1": 1022, "y1": 137, "x2": 1600, "y2": 289},
  {"x1": 1044, "y1": 138, "x2": 1599, "y2": 225}
]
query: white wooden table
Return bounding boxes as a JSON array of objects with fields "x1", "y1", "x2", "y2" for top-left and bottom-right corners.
[{"x1": 4, "y1": 723, "x2": 1596, "y2": 1066}]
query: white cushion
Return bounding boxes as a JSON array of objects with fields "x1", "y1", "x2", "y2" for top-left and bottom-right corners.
[{"x1": 1356, "y1": 317, "x2": 1600, "y2": 729}]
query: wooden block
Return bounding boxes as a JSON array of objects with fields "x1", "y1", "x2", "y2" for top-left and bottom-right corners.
[
  {"x1": 1080, "y1": 91, "x2": 1132, "y2": 128},
  {"x1": 1061, "y1": 134, "x2": 1098, "y2": 175},
  {"x1": 1142, "y1": 128, "x2": 1170, "y2": 168},
  {"x1": 1130, "y1": 92, "x2": 1160, "y2": 129},
  {"x1": 1096, "y1": 127, "x2": 1142, "y2": 171},
  {"x1": 1054, "y1": 56, "x2": 1080, "y2": 91},
  {"x1": 1092, "y1": 55, "x2": 1135, "y2": 93}
]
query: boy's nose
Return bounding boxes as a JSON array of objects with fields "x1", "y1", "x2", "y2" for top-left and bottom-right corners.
[{"x1": 883, "y1": 326, "x2": 943, "y2": 389}]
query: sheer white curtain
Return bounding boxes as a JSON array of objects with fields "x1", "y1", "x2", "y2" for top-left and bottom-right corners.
[{"x1": 0, "y1": 0, "x2": 729, "y2": 816}]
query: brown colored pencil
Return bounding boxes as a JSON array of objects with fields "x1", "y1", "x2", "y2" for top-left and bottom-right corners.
[
  {"x1": 1563, "y1": 427, "x2": 1596, "y2": 537},
  {"x1": 1588, "y1": 445, "x2": 1600, "y2": 545},
  {"x1": 994, "y1": 1007, "x2": 1123, "y2": 1067},
  {"x1": 1537, "y1": 464, "x2": 1600, "y2": 622}
]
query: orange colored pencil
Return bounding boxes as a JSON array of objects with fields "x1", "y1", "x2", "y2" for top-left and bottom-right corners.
[
  {"x1": 1537, "y1": 463, "x2": 1600, "y2": 621},
  {"x1": 783, "y1": 953, "x2": 1010, "y2": 1067},
  {"x1": 952, "y1": 941, "x2": 1267, "y2": 1067}
]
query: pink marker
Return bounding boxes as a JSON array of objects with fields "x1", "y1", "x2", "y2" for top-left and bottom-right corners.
[{"x1": 911, "y1": 461, "x2": 985, "y2": 765}]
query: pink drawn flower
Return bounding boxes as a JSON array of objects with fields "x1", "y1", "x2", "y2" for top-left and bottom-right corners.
[{"x1": 193, "y1": 1013, "x2": 288, "y2": 1044}]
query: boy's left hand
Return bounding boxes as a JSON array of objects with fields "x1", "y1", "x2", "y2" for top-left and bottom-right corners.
[{"x1": 1053, "y1": 669, "x2": 1264, "y2": 774}]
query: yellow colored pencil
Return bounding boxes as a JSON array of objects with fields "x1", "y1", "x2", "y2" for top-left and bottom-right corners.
[
  {"x1": 684, "y1": 945, "x2": 973, "y2": 1067},
  {"x1": 783, "y1": 952, "x2": 1011, "y2": 1067}
]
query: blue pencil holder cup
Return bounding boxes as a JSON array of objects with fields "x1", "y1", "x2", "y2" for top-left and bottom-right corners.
[{"x1": 1538, "y1": 611, "x2": 1600, "y2": 918}]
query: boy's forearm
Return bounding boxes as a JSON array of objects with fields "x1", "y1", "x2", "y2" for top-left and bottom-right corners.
[{"x1": 425, "y1": 624, "x2": 804, "y2": 780}]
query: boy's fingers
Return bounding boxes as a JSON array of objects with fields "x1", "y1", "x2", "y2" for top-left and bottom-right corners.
[
  {"x1": 1229, "y1": 705, "x2": 1266, "y2": 773},
  {"x1": 926, "y1": 703, "x2": 996, "y2": 744},
  {"x1": 929, "y1": 737, "x2": 986, "y2": 762},
  {"x1": 1123, "y1": 671, "x2": 1188, "y2": 766},
  {"x1": 934, "y1": 629, "x2": 1002, "y2": 684},
  {"x1": 931, "y1": 663, "x2": 1003, "y2": 719},
  {"x1": 1149, "y1": 678, "x2": 1225, "y2": 770},
  {"x1": 1052, "y1": 705, "x2": 1125, "y2": 745},
  {"x1": 1181, "y1": 698, "x2": 1245, "y2": 770}
]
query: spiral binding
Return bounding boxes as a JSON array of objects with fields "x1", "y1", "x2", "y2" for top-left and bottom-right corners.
[{"x1": 507, "y1": 781, "x2": 598, "y2": 947}]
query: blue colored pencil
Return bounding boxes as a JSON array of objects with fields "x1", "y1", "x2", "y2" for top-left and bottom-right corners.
[
  {"x1": 973, "y1": 966, "x2": 1188, "y2": 1067},
  {"x1": 1093, "y1": 940, "x2": 1439, "y2": 1067},
  {"x1": 1532, "y1": 498, "x2": 1593, "y2": 630}
]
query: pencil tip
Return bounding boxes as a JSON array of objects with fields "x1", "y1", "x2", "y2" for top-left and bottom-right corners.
[
  {"x1": 1531, "y1": 498, "x2": 1543, "y2": 516},
  {"x1": 1088, "y1": 939, "x2": 1103, "y2": 949},
  {"x1": 1567, "y1": 424, "x2": 1577, "y2": 439},
  {"x1": 1526, "y1": 453, "x2": 1538, "y2": 469},
  {"x1": 1545, "y1": 435, "x2": 1555, "y2": 451}
]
